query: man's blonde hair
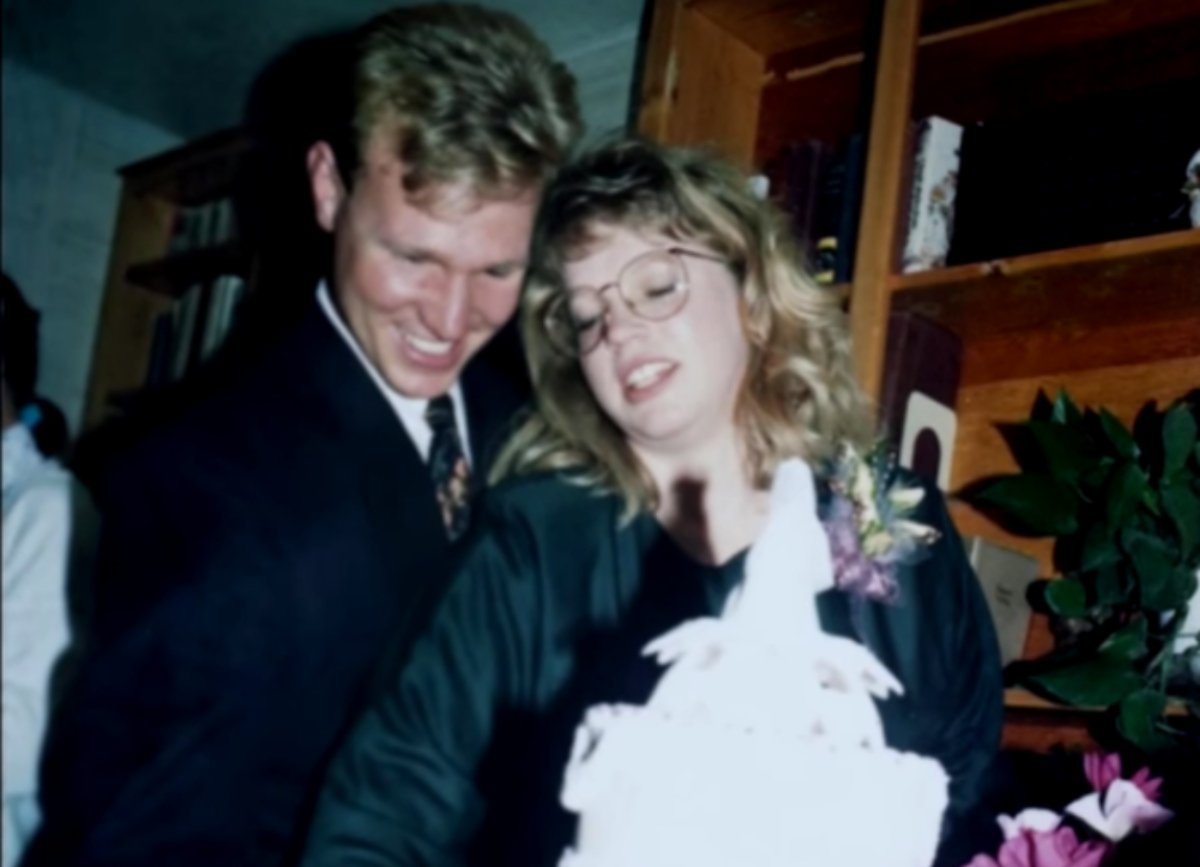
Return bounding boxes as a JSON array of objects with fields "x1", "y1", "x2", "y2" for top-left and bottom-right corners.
[
  {"x1": 351, "y1": 4, "x2": 581, "y2": 198},
  {"x1": 492, "y1": 138, "x2": 875, "y2": 518}
]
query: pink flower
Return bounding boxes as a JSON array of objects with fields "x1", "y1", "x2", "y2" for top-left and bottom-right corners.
[
  {"x1": 962, "y1": 828, "x2": 1111, "y2": 867},
  {"x1": 1083, "y1": 752, "x2": 1122, "y2": 792},
  {"x1": 1129, "y1": 766, "x2": 1164, "y2": 802}
]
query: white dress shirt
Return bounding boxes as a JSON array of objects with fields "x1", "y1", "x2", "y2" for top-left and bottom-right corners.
[
  {"x1": 316, "y1": 282, "x2": 472, "y2": 464},
  {"x1": 2, "y1": 424, "x2": 74, "y2": 867}
]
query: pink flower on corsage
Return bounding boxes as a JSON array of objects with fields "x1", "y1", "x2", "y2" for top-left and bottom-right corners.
[
  {"x1": 824, "y1": 444, "x2": 940, "y2": 602},
  {"x1": 963, "y1": 826, "x2": 1110, "y2": 867},
  {"x1": 1083, "y1": 751, "x2": 1163, "y2": 803}
]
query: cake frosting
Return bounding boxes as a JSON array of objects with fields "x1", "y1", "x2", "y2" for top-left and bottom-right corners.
[{"x1": 558, "y1": 459, "x2": 949, "y2": 867}]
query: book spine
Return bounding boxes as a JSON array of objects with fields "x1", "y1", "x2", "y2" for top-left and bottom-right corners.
[
  {"x1": 770, "y1": 140, "x2": 831, "y2": 273},
  {"x1": 144, "y1": 311, "x2": 175, "y2": 388},
  {"x1": 198, "y1": 274, "x2": 246, "y2": 360},
  {"x1": 812, "y1": 133, "x2": 865, "y2": 285},
  {"x1": 170, "y1": 282, "x2": 205, "y2": 380},
  {"x1": 901, "y1": 116, "x2": 963, "y2": 274}
]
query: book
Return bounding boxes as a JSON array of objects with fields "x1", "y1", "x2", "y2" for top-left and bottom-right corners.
[
  {"x1": 198, "y1": 274, "x2": 246, "y2": 360},
  {"x1": 170, "y1": 282, "x2": 206, "y2": 381},
  {"x1": 879, "y1": 310, "x2": 962, "y2": 490},
  {"x1": 901, "y1": 116, "x2": 963, "y2": 274},
  {"x1": 812, "y1": 133, "x2": 866, "y2": 284},
  {"x1": 144, "y1": 311, "x2": 175, "y2": 388},
  {"x1": 963, "y1": 536, "x2": 1037, "y2": 666},
  {"x1": 768, "y1": 139, "x2": 833, "y2": 271}
]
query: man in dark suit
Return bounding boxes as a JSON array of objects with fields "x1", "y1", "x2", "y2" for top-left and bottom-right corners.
[{"x1": 24, "y1": 6, "x2": 581, "y2": 866}]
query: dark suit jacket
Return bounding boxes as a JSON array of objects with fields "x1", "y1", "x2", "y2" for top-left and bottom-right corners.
[{"x1": 23, "y1": 303, "x2": 527, "y2": 867}]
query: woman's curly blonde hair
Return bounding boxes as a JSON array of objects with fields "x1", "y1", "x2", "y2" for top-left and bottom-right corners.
[{"x1": 492, "y1": 138, "x2": 874, "y2": 519}]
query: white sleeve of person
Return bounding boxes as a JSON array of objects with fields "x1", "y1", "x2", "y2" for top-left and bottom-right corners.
[{"x1": 3, "y1": 474, "x2": 73, "y2": 799}]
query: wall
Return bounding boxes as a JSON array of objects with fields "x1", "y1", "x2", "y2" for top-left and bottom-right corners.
[
  {"x1": 1, "y1": 59, "x2": 180, "y2": 437},
  {"x1": 565, "y1": 25, "x2": 641, "y2": 142}
]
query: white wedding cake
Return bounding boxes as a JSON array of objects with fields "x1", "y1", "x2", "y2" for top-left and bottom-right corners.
[{"x1": 558, "y1": 459, "x2": 949, "y2": 867}]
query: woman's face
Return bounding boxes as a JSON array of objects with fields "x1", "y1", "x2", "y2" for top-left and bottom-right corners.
[{"x1": 565, "y1": 224, "x2": 749, "y2": 462}]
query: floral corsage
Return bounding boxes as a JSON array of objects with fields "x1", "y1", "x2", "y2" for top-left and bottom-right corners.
[{"x1": 822, "y1": 443, "x2": 941, "y2": 603}]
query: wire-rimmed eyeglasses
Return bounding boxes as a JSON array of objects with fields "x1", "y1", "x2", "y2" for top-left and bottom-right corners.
[{"x1": 542, "y1": 247, "x2": 731, "y2": 357}]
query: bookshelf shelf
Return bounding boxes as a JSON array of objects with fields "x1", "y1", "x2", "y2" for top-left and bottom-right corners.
[
  {"x1": 914, "y1": 0, "x2": 1200, "y2": 116},
  {"x1": 1004, "y1": 687, "x2": 1190, "y2": 716},
  {"x1": 890, "y1": 229, "x2": 1200, "y2": 385},
  {"x1": 126, "y1": 243, "x2": 250, "y2": 298},
  {"x1": 891, "y1": 229, "x2": 1200, "y2": 292}
]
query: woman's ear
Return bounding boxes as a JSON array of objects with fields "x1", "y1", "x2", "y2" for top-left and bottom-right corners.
[{"x1": 307, "y1": 141, "x2": 347, "y2": 232}]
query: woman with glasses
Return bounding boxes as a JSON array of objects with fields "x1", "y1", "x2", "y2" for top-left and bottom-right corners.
[{"x1": 302, "y1": 139, "x2": 1003, "y2": 867}]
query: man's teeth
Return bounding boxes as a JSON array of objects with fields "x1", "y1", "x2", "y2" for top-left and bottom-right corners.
[
  {"x1": 406, "y1": 334, "x2": 453, "y2": 356},
  {"x1": 626, "y1": 361, "x2": 672, "y2": 389}
]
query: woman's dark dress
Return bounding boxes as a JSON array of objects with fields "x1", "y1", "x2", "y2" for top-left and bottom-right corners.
[{"x1": 302, "y1": 470, "x2": 1003, "y2": 867}]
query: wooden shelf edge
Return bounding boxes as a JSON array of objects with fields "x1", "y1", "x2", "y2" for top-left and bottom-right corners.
[
  {"x1": 1005, "y1": 688, "x2": 1081, "y2": 712},
  {"x1": 764, "y1": 0, "x2": 1200, "y2": 88},
  {"x1": 1005, "y1": 688, "x2": 1191, "y2": 717},
  {"x1": 889, "y1": 228, "x2": 1200, "y2": 294},
  {"x1": 126, "y1": 243, "x2": 249, "y2": 298}
]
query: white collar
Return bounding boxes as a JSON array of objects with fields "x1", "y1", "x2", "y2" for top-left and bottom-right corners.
[{"x1": 316, "y1": 281, "x2": 471, "y2": 464}]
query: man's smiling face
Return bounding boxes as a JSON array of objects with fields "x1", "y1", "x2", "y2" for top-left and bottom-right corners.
[{"x1": 310, "y1": 135, "x2": 538, "y2": 398}]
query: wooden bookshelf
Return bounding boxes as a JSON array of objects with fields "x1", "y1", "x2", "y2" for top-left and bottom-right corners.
[
  {"x1": 84, "y1": 130, "x2": 254, "y2": 429},
  {"x1": 637, "y1": 0, "x2": 1200, "y2": 751}
]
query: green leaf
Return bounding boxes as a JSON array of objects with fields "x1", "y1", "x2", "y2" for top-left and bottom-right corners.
[
  {"x1": 975, "y1": 475, "x2": 1079, "y2": 536},
  {"x1": 1099, "y1": 408, "x2": 1138, "y2": 461},
  {"x1": 1045, "y1": 577, "x2": 1089, "y2": 617},
  {"x1": 1161, "y1": 481, "x2": 1200, "y2": 559},
  {"x1": 1117, "y1": 689, "x2": 1174, "y2": 753},
  {"x1": 1163, "y1": 404, "x2": 1198, "y2": 476},
  {"x1": 1026, "y1": 420, "x2": 1101, "y2": 485},
  {"x1": 1030, "y1": 656, "x2": 1143, "y2": 707},
  {"x1": 1081, "y1": 523, "x2": 1121, "y2": 571},
  {"x1": 1105, "y1": 463, "x2": 1149, "y2": 531},
  {"x1": 1052, "y1": 389, "x2": 1084, "y2": 427},
  {"x1": 1126, "y1": 531, "x2": 1191, "y2": 611},
  {"x1": 1098, "y1": 619, "x2": 1148, "y2": 661},
  {"x1": 1089, "y1": 563, "x2": 1128, "y2": 606}
]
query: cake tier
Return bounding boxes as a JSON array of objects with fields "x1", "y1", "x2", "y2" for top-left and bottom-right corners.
[{"x1": 561, "y1": 705, "x2": 948, "y2": 867}]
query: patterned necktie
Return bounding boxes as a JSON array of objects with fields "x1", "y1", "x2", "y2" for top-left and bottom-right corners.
[{"x1": 425, "y1": 395, "x2": 472, "y2": 540}]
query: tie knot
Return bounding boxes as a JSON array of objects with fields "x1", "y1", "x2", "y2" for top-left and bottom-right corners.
[{"x1": 425, "y1": 395, "x2": 456, "y2": 431}]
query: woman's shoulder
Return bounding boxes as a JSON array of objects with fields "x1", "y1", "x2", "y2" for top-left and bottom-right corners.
[{"x1": 477, "y1": 469, "x2": 622, "y2": 536}]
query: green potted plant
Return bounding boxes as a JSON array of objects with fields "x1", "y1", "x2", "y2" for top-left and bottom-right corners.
[{"x1": 969, "y1": 389, "x2": 1200, "y2": 752}]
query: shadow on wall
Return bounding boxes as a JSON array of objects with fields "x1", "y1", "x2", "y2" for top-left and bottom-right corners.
[
  {"x1": 232, "y1": 27, "x2": 356, "y2": 352},
  {"x1": 69, "y1": 30, "x2": 353, "y2": 488}
]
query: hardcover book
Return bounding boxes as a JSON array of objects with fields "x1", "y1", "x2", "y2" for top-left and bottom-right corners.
[
  {"x1": 901, "y1": 116, "x2": 963, "y2": 274},
  {"x1": 963, "y1": 536, "x2": 1037, "y2": 666}
]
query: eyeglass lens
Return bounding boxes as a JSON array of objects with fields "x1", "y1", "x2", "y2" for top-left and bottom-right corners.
[{"x1": 558, "y1": 251, "x2": 688, "y2": 353}]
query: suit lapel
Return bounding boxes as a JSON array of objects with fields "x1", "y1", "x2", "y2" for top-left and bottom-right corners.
[{"x1": 288, "y1": 306, "x2": 449, "y2": 582}]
